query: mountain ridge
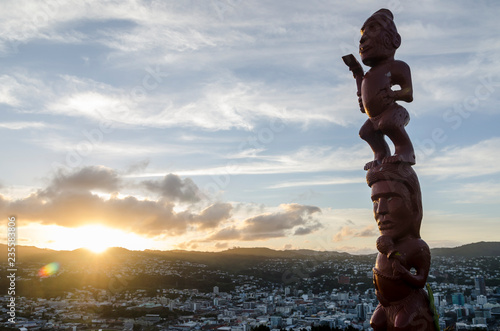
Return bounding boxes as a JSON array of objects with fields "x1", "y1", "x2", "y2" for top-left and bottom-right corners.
[{"x1": 2, "y1": 241, "x2": 499, "y2": 261}]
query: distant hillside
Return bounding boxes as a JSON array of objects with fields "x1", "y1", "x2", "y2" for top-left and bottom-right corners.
[
  {"x1": 431, "y1": 241, "x2": 500, "y2": 257},
  {"x1": 218, "y1": 247, "x2": 350, "y2": 259},
  {"x1": 1, "y1": 241, "x2": 498, "y2": 265}
]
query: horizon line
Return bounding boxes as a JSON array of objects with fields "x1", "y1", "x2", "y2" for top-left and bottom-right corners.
[{"x1": 1, "y1": 240, "x2": 498, "y2": 255}]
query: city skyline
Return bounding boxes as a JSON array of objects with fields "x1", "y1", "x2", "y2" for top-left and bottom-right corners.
[{"x1": 0, "y1": 1, "x2": 499, "y2": 254}]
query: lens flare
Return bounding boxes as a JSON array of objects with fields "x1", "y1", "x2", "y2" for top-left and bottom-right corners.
[{"x1": 38, "y1": 262, "x2": 60, "y2": 278}]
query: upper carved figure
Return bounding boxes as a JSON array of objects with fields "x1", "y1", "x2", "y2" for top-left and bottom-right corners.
[{"x1": 343, "y1": 9, "x2": 416, "y2": 170}]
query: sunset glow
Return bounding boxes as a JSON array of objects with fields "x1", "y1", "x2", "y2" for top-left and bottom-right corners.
[
  {"x1": 19, "y1": 224, "x2": 155, "y2": 252},
  {"x1": 0, "y1": 1, "x2": 499, "y2": 254}
]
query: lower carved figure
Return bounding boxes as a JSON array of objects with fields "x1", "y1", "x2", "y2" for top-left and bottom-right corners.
[{"x1": 367, "y1": 163, "x2": 437, "y2": 331}]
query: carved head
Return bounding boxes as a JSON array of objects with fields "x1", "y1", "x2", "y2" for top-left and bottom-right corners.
[
  {"x1": 367, "y1": 163, "x2": 422, "y2": 240},
  {"x1": 359, "y1": 8, "x2": 401, "y2": 67}
]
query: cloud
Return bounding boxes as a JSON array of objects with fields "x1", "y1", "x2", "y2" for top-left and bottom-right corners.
[
  {"x1": 345, "y1": 219, "x2": 355, "y2": 226},
  {"x1": 208, "y1": 203, "x2": 322, "y2": 241},
  {"x1": 214, "y1": 242, "x2": 228, "y2": 250},
  {"x1": 294, "y1": 224, "x2": 322, "y2": 236},
  {"x1": 41, "y1": 72, "x2": 354, "y2": 130},
  {"x1": 267, "y1": 176, "x2": 363, "y2": 189},
  {"x1": 0, "y1": 3, "x2": 370, "y2": 131},
  {"x1": 179, "y1": 202, "x2": 233, "y2": 230},
  {"x1": 33, "y1": 134, "x2": 187, "y2": 158},
  {"x1": 143, "y1": 174, "x2": 202, "y2": 203},
  {"x1": 447, "y1": 181, "x2": 500, "y2": 204},
  {"x1": 333, "y1": 226, "x2": 354, "y2": 242},
  {"x1": 355, "y1": 225, "x2": 376, "y2": 237},
  {"x1": 208, "y1": 226, "x2": 241, "y2": 241},
  {"x1": 333, "y1": 224, "x2": 376, "y2": 242},
  {"x1": 153, "y1": 144, "x2": 371, "y2": 177},
  {"x1": 0, "y1": 167, "x2": 230, "y2": 237},
  {"x1": 0, "y1": 73, "x2": 52, "y2": 109},
  {"x1": 48, "y1": 166, "x2": 122, "y2": 194},
  {"x1": 2, "y1": 1, "x2": 499, "y2": 131},
  {"x1": 0, "y1": 122, "x2": 48, "y2": 130},
  {"x1": 0, "y1": 167, "x2": 326, "y2": 245},
  {"x1": 420, "y1": 138, "x2": 500, "y2": 178},
  {"x1": 124, "y1": 159, "x2": 150, "y2": 175}
]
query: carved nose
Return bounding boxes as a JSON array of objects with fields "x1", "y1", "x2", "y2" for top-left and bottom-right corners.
[{"x1": 376, "y1": 198, "x2": 389, "y2": 215}]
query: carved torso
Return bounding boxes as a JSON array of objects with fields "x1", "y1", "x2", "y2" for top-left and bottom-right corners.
[
  {"x1": 361, "y1": 61, "x2": 398, "y2": 117},
  {"x1": 373, "y1": 238, "x2": 430, "y2": 304}
]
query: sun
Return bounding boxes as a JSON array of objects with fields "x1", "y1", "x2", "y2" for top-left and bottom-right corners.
[
  {"x1": 76, "y1": 225, "x2": 116, "y2": 253},
  {"x1": 27, "y1": 223, "x2": 154, "y2": 252},
  {"x1": 47, "y1": 225, "x2": 133, "y2": 253},
  {"x1": 85, "y1": 241, "x2": 109, "y2": 254}
]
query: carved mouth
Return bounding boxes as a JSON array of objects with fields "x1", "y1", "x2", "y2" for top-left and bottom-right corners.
[{"x1": 378, "y1": 219, "x2": 394, "y2": 230}]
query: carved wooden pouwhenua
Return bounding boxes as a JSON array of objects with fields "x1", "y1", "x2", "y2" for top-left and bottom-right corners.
[{"x1": 342, "y1": 8, "x2": 439, "y2": 331}]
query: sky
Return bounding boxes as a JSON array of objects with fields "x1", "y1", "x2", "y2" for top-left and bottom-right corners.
[{"x1": 0, "y1": 0, "x2": 499, "y2": 254}]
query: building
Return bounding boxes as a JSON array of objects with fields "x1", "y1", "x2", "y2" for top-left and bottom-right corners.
[
  {"x1": 356, "y1": 303, "x2": 370, "y2": 321},
  {"x1": 452, "y1": 293, "x2": 465, "y2": 306},
  {"x1": 474, "y1": 276, "x2": 486, "y2": 296},
  {"x1": 270, "y1": 316, "x2": 283, "y2": 328},
  {"x1": 477, "y1": 295, "x2": 488, "y2": 305}
]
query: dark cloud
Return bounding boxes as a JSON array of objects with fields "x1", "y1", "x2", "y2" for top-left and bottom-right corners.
[
  {"x1": 294, "y1": 222, "x2": 322, "y2": 236},
  {"x1": 194, "y1": 203, "x2": 233, "y2": 230},
  {"x1": 0, "y1": 167, "x2": 324, "y2": 245},
  {"x1": 47, "y1": 166, "x2": 121, "y2": 194},
  {"x1": 0, "y1": 167, "x2": 229, "y2": 238},
  {"x1": 208, "y1": 203, "x2": 322, "y2": 241},
  {"x1": 6, "y1": 190, "x2": 189, "y2": 236},
  {"x1": 178, "y1": 202, "x2": 233, "y2": 230},
  {"x1": 143, "y1": 174, "x2": 201, "y2": 203}
]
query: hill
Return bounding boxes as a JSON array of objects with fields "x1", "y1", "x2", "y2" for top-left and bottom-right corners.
[
  {"x1": 431, "y1": 241, "x2": 500, "y2": 257},
  {"x1": 1, "y1": 241, "x2": 499, "y2": 264},
  {"x1": 218, "y1": 247, "x2": 350, "y2": 258}
]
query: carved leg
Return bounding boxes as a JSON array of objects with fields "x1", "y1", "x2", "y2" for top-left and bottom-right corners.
[
  {"x1": 359, "y1": 119, "x2": 391, "y2": 170},
  {"x1": 382, "y1": 127, "x2": 415, "y2": 165},
  {"x1": 370, "y1": 303, "x2": 387, "y2": 331},
  {"x1": 379, "y1": 107, "x2": 416, "y2": 165},
  {"x1": 393, "y1": 306, "x2": 413, "y2": 331},
  {"x1": 394, "y1": 291, "x2": 437, "y2": 331}
]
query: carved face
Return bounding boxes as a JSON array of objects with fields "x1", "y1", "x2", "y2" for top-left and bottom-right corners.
[
  {"x1": 371, "y1": 180, "x2": 415, "y2": 241},
  {"x1": 359, "y1": 18, "x2": 395, "y2": 67}
]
